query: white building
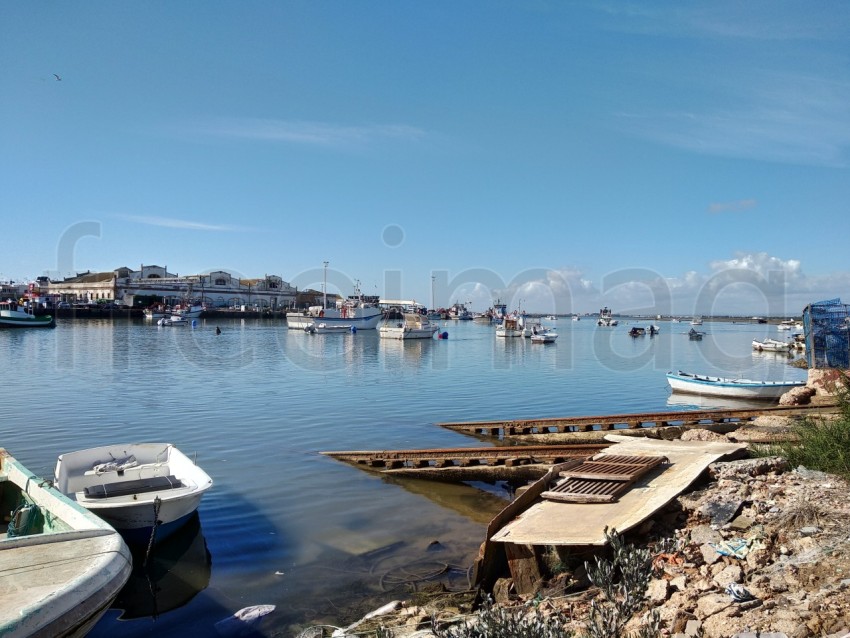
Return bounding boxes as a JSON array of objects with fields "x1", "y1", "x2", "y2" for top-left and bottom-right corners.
[{"x1": 49, "y1": 265, "x2": 298, "y2": 309}]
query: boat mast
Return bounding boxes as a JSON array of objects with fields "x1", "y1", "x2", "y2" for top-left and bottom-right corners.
[
  {"x1": 431, "y1": 275, "x2": 435, "y2": 311},
  {"x1": 323, "y1": 261, "x2": 328, "y2": 310}
]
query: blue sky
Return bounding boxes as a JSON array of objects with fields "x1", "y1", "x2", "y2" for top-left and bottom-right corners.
[{"x1": 2, "y1": 2, "x2": 849, "y2": 315}]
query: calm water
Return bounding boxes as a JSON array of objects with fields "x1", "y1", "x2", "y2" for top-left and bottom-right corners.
[{"x1": 1, "y1": 316, "x2": 806, "y2": 636}]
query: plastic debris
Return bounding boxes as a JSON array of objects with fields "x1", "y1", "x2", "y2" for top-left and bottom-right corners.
[
  {"x1": 725, "y1": 583, "x2": 755, "y2": 603},
  {"x1": 709, "y1": 538, "x2": 750, "y2": 559},
  {"x1": 215, "y1": 604, "x2": 275, "y2": 636}
]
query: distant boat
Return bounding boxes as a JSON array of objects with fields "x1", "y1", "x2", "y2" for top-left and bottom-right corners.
[
  {"x1": 688, "y1": 328, "x2": 704, "y2": 340},
  {"x1": 55, "y1": 443, "x2": 214, "y2": 545},
  {"x1": 690, "y1": 316, "x2": 703, "y2": 325},
  {"x1": 0, "y1": 301, "x2": 55, "y2": 328},
  {"x1": 304, "y1": 322, "x2": 356, "y2": 334},
  {"x1": 597, "y1": 307, "x2": 618, "y2": 327},
  {"x1": 752, "y1": 338, "x2": 791, "y2": 352},
  {"x1": 0, "y1": 447, "x2": 131, "y2": 636},
  {"x1": 572, "y1": 315, "x2": 580, "y2": 321},
  {"x1": 530, "y1": 326, "x2": 558, "y2": 343},
  {"x1": 666, "y1": 370, "x2": 804, "y2": 400},
  {"x1": 545, "y1": 315, "x2": 557, "y2": 321},
  {"x1": 628, "y1": 326, "x2": 646, "y2": 337},
  {"x1": 379, "y1": 313, "x2": 439, "y2": 340},
  {"x1": 496, "y1": 314, "x2": 523, "y2": 338}
]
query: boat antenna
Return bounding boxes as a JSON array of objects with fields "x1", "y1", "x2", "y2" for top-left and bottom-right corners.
[{"x1": 322, "y1": 261, "x2": 329, "y2": 310}]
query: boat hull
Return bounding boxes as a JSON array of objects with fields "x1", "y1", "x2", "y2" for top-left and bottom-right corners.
[
  {"x1": 1, "y1": 449, "x2": 132, "y2": 638},
  {"x1": 55, "y1": 442, "x2": 213, "y2": 546},
  {"x1": 287, "y1": 312, "x2": 382, "y2": 330},
  {"x1": 379, "y1": 327, "x2": 437, "y2": 340},
  {"x1": 666, "y1": 372, "x2": 804, "y2": 400},
  {"x1": 0, "y1": 315, "x2": 55, "y2": 328}
]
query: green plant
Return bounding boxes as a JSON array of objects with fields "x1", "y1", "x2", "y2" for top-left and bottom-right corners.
[
  {"x1": 432, "y1": 596, "x2": 573, "y2": 638},
  {"x1": 757, "y1": 386, "x2": 850, "y2": 480}
]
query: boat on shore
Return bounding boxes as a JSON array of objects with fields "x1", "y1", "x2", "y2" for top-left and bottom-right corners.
[
  {"x1": 666, "y1": 370, "x2": 804, "y2": 400},
  {"x1": 54, "y1": 443, "x2": 213, "y2": 546},
  {"x1": 0, "y1": 301, "x2": 55, "y2": 328},
  {"x1": 1, "y1": 447, "x2": 132, "y2": 637},
  {"x1": 379, "y1": 313, "x2": 439, "y2": 340}
]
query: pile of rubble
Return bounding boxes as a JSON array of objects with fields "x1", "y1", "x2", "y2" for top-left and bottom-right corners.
[{"x1": 339, "y1": 438, "x2": 850, "y2": 638}]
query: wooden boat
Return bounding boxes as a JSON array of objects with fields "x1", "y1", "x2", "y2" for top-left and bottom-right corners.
[
  {"x1": 379, "y1": 313, "x2": 438, "y2": 340},
  {"x1": 666, "y1": 370, "x2": 804, "y2": 400},
  {"x1": 54, "y1": 443, "x2": 213, "y2": 545},
  {"x1": 0, "y1": 301, "x2": 55, "y2": 328},
  {"x1": 1, "y1": 448, "x2": 132, "y2": 637},
  {"x1": 752, "y1": 337, "x2": 790, "y2": 352}
]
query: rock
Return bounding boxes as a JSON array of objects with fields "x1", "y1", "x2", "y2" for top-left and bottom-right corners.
[
  {"x1": 646, "y1": 578, "x2": 669, "y2": 602},
  {"x1": 709, "y1": 456, "x2": 790, "y2": 480},
  {"x1": 680, "y1": 429, "x2": 728, "y2": 442},
  {"x1": 779, "y1": 385, "x2": 815, "y2": 405},
  {"x1": 712, "y1": 564, "x2": 743, "y2": 589},
  {"x1": 699, "y1": 498, "x2": 745, "y2": 526},
  {"x1": 700, "y1": 543, "x2": 722, "y2": 565},
  {"x1": 696, "y1": 593, "x2": 733, "y2": 618},
  {"x1": 799, "y1": 526, "x2": 821, "y2": 536},
  {"x1": 691, "y1": 524, "x2": 723, "y2": 545},
  {"x1": 728, "y1": 515, "x2": 755, "y2": 531}
]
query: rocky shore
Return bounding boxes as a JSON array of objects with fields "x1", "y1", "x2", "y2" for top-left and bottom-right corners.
[{"x1": 324, "y1": 418, "x2": 850, "y2": 638}]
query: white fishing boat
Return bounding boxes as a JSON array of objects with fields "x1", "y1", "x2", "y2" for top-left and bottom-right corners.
[
  {"x1": 495, "y1": 314, "x2": 523, "y2": 338},
  {"x1": 1, "y1": 448, "x2": 132, "y2": 637},
  {"x1": 666, "y1": 370, "x2": 804, "y2": 400},
  {"x1": 597, "y1": 307, "x2": 618, "y2": 326},
  {"x1": 0, "y1": 301, "x2": 55, "y2": 328},
  {"x1": 304, "y1": 322, "x2": 356, "y2": 334},
  {"x1": 379, "y1": 313, "x2": 439, "y2": 340},
  {"x1": 170, "y1": 304, "x2": 204, "y2": 319},
  {"x1": 55, "y1": 443, "x2": 213, "y2": 546},
  {"x1": 752, "y1": 337, "x2": 791, "y2": 352},
  {"x1": 572, "y1": 314, "x2": 580, "y2": 321},
  {"x1": 530, "y1": 327, "x2": 558, "y2": 343},
  {"x1": 690, "y1": 316, "x2": 703, "y2": 325},
  {"x1": 286, "y1": 282, "x2": 383, "y2": 330},
  {"x1": 521, "y1": 317, "x2": 542, "y2": 337}
]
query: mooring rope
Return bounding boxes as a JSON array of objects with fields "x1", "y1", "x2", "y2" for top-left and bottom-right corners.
[{"x1": 143, "y1": 496, "x2": 162, "y2": 567}]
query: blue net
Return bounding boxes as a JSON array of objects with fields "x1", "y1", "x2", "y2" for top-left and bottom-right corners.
[{"x1": 804, "y1": 298, "x2": 850, "y2": 369}]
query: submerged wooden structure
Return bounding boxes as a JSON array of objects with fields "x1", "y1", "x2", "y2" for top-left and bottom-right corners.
[
  {"x1": 437, "y1": 404, "x2": 823, "y2": 439},
  {"x1": 322, "y1": 443, "x2": 609, "y2": 482}
]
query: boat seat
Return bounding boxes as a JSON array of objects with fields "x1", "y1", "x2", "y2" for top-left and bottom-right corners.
[{"x1": 83, "y1": 475, "x2": 183, "y2": 499}]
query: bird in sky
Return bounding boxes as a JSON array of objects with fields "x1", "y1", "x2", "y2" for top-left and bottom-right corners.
[{"x1": 53, "y1": 74, "x2": 61, "y2": 81}]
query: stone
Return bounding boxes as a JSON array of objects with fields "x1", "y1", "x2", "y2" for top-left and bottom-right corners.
[
  {"x1": 799, "y1": 526, "x2": 821, "y2": 536},
  {"x1": 712, "y1": 564, "x2": 743, "y2": 589},
  {"x1": 700, "y1": 498, "x2": 745, "y2": 526},
  {"x1": 646, "y1": 577, "x2": 669, "y2": 602},
  {"x1": 729, "y1": 515, "x2": 755, "y2": 531},
  {"x1": 691, "y1": 524, "x2": 723, "y2": 545},
  {"x1": 685, "y1": 619, "x2": 702, "y2": 636},
  {"x1": 701, "y1": 543, "x2": 722, "y2": 565},
  {"x1": 670, "y1": 575, "x2": 688, "y2": 591},
  {"x1": 696, "y1": 593, "x2": 733, "y2": 618}
]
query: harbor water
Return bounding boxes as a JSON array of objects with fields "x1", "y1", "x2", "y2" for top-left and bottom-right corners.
[{"x1": 0, "y1": 316, "x2": 807, "y2": 636}]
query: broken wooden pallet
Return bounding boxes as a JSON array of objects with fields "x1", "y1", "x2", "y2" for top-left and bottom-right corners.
[{"x1": 541, "y1": 454, "x2": 667, "y2": 504}]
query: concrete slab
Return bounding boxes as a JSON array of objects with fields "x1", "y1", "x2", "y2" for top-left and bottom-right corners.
[{"x1": 490, "y1": 435, "x2": 747, "y2": 546}]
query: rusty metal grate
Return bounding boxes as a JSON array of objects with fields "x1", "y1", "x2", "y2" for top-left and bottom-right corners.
[{"x1": 541, "y1": 454, "x2": 667, "y2": 504}]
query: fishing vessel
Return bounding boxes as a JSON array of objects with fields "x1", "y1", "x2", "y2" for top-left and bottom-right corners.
[
  {"x1": 0, "y1": 301, "x2": 55, "y2": 328},
  {"x1": 379, "y1": 313, "x2": 439, "y2": 340}
]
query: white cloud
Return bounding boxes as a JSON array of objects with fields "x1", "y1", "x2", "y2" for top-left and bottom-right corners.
[
  {"x1": 194, "y1": 118, "x2": 426, "y2": 148},
  {"x1": 117, "y1": 214, "x2": 252, "y2": 232}
]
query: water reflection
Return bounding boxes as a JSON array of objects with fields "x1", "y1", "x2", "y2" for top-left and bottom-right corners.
[{"x1": 113, "y1": 512, "x2": 211, "y2": 621}]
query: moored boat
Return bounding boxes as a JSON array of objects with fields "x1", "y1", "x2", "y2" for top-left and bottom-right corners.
[
  {"x1": 304, "y1": 322, "x2": 357, "y2": 334},
  {"x1": 495, "y1": 314, "x2": 523, "y2": 338},
  {"x1": 379, "y1": 313, "x2": 439, "y2": 340},
  {"x1": 54, "y1": 443, "x2": 213, "y2": 546},
  {"x1": 1, "y1": 447, "x2": 132, "y2": 637},
  {"x1": 286, "y1": 283, "x2": 383, "y2": 330},
  {"x1": 752, "y1": 337, "x2": 791, "y2": 352},
  {"x1": 530, "y1": 326, "x2": 558, "y2": 343},
  {"x1": 0, "y1": 301, "x2": 55, "y2": 328},
  {"x1": 666, "y1": 370, "x2": 804, "y2": 400},
  {"x1": 597, "y1": 307, "x2": 618, "y2": 326}
]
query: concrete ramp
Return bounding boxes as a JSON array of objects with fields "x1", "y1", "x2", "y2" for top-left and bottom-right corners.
[{"x1": 490, "y1": 435, "x2": 747, "y2": 547}]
